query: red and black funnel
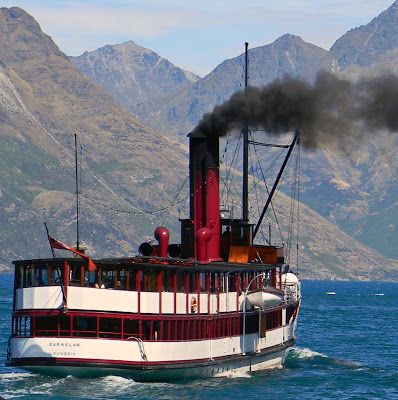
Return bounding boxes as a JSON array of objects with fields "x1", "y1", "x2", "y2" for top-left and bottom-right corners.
[{"x1": 189, "y1": 131, "x2": 221, "y2": 263}]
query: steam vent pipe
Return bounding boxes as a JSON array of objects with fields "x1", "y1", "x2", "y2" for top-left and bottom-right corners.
[
  {"x1": 189, "y1": 131, "x2": 222, "y2": 262},
  {"x1": 154, "y1": 226, "x2": 170, "y2": 258}
]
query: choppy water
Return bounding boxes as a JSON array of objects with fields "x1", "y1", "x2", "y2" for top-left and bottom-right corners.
[{"x1": 1, "y1": 274, "x2": 397, "y2": 399}]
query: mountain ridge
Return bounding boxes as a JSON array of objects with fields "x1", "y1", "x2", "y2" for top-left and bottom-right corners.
[
  {"x1": 330, "y1": 0, "x2": 398, "y2": 68},
  {"x1": 70, "y1": 40, "x2": 200, "y2": 120},
  {"x1": 0, "y1": 6, "x2": 397, "y2": 281},
  {"x1": 69, "y1": 1, "x2": 398, "y2": 262}
]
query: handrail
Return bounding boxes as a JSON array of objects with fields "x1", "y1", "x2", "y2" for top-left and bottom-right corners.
[
  {"x1": 127, "y1": 336, "x2": 147, "y2": 361},
  {"x1": 242, "y1": 272, "x2": 265, "y2": 355}
]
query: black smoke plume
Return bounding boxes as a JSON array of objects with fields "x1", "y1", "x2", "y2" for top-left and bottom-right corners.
[{"x1": 192, "y1": 71, "x2": 398, "y2": 147}]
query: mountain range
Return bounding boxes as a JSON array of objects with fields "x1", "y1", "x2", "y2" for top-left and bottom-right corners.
[
  {"x1": 70, "y1": 41, "x2": 199, "y2": 119},
  {"x1": 71, "y1": 1, "x2": 398, "y2": 264},
  {"x1": 0, "y1": 5, "x2": 398, "y2": 280}
]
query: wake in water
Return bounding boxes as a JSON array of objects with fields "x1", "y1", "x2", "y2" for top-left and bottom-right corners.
[
  {"x1": 224, "y1": 371, "x2": 252, "y2": 379},
  {"x1": 284, "y1": 347, "x2": 362, "y2": 370},
  {"x1": 0, "y1": 372, "x2": 36, "y2": 381}
]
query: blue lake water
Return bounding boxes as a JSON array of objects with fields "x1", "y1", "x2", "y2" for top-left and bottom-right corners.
[{"x1": 0, "y1": 274, "x2": 397, "y2": 399}]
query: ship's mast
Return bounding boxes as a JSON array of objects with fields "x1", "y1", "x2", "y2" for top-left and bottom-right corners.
[
  {"x1": 74, "y1": 134, "x2": 80, "y2": 251},
  {"x1": 242, "y1": 42, "x2": 249, "y2": 223}
]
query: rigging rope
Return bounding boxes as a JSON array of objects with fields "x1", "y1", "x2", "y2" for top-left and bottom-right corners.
[
  {"x1": 248, "y1": 135, "x2": 271, "y2": 245},
  {"x1": 159, "y1": 174, "x2": 190, "y2": 225},
  {"x1": 80, "y1": 192, "x2": 189, "y2": 217},
  {"x1": 220, "y1": 133, "x2": 243, "y2": 211},
  {"x1": 251, "y1": 135, "x2": 286, "y2": 244},
  {"x1": 286, "y1": 142, "x2": 300, "y2": 265}
]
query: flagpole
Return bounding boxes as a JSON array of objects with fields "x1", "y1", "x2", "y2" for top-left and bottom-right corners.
[
  {"x1": 44, "y1": 222, "x2": 55, "y2": 258},
  {"x1": 44, "y1": 222, "x2": 67, "y2": 308}
]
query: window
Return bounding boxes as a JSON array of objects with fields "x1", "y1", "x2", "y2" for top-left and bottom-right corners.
[
  {"x1": 187, "y1": 272, "x2": 195, "y2": 293},
  {"x1": 124, "y1": 319, "x2": 139, "y2": 338},
  {"x1": 84, "y1": 269, "x2": 97, "y2": 287},
  {"x1": 210, "y1": 273, "x2": 217, "y2": 293},
  {"x1": 35, "y1": 316, "x2": 57, "y2": 337},
  {"x1": 220, "y1": 274, "x2": 226, "y2": 293},
  {"x1": 118, "y1": 269, "x2": 128, "y2": 290},
  {"x1": 176, "y1": 271, "x2": 185, "y2": 292},
  {"x1": 200, "y1": 273, "x2": 207, "y2": 292},
  {"x1": 266, "y1": 310, "x2": 282, "y2": 330},
  {"x1": 25, "y1": 265, "x2": 35, "y2": 287},
  {"x1": 142, "y1": 320, "x2": 152, "y2": 340},
  {"x1": 16, "y1": 266, "x2": 24, "y2": 289},
  {"x1": 152, "y1": 321, "x2": 160, "y2": 340},
  {"x1": 99, "y1": 318, "x2": 121, "y2": 339},
  {"x1": 51, "y1": 267, "x2": 62, "y2": 285},
  {"x1": 59, "y1": 315, "x2": 71, "y2": 336},
  {"x1": 101, "y1": 268, "x2": 115, "y2": 289},
  {"x1": 143, "y1": 270, "x2": 157, "y2": 292},
  {"x1": 70, "y1": 264, "x2": 82, "y2": 286},
  {"x1": 13, "y1": 316, "x2": 32, "y2": 337},
  {"x1": 228, "y1": 274, "x2": 236, "y2": 292},
  {"x1": 128, "y1": 270, "x2": 137, "y2": 291},
  {"x1": 34, "y1": 265, "x2": 48, "y2": 286},
  {"x1": 73, "y1": 316, "x2": 97, "y2": 337},
  {"x1": 162, "y1": 270, "x2": 174, "y2": 292},
  {"x1": 242, "y1": 313, "x2": 259, "y2": 334}
]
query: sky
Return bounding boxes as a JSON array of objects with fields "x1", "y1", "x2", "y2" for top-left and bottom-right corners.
[{"x1": 0, "y1": 0, "x2": 396, "y2": 76}]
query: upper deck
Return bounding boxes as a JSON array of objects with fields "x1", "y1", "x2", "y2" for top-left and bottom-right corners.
[{"x1": 12, "y1": 255, "x2": 286, "y2": 315}]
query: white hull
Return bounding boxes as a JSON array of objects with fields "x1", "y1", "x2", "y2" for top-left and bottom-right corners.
[
  {"x1": 8, "y1": 323, "x2": 297, "y2": 381},
  {"x1": 12, "y1": 345, "x2": 292, "y2": 381}
]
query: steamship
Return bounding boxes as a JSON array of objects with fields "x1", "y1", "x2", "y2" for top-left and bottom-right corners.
[
  {"x1": 6, "y1": 128, "x2": 301, "y2": 380},
  {"x1": 7, "y1": 48, "x2": 301, "y2": 381}
]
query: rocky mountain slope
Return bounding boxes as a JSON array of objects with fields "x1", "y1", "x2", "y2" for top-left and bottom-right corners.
[
  {"x1": 70, "y1": 1, "x2": 398, "y2": 262},
  {"x1": 0, "y1": 7, "x2": 397, "y2": 281},
  {"x1": 0, "y1": 6, "x2": 187, "y2": 269},
  {"x1": 138, "y1": 34, "x2": 338, "y2": 140},
  {"x1": 331, "y1": 0, "x2": 398, "y2": 68},
  {"x1": 70, "y1": 41, "x2": 200, "y2": 120}
]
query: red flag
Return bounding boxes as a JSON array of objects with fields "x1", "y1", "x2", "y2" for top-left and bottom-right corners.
[{"x1": 48, "y1": 236, "x2": 97, "y2": 272}]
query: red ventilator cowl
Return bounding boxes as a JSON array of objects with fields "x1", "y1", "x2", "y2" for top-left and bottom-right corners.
[{"x1": 154, "y1": 226, "x2": 170, "y2": 258}]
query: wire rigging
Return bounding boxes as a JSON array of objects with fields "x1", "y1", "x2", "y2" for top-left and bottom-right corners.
[{"x1": 251, "y1": 135, "x2": 287, "y2": 244}]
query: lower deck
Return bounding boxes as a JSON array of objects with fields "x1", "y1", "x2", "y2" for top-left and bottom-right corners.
[{"x1": 8, "y1": 324, "x2": 296, "y2": 380}]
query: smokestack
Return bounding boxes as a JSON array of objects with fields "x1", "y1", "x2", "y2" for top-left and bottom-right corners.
[{"x1": 189, "y1": 131, "x2": 222, "y2": 262}]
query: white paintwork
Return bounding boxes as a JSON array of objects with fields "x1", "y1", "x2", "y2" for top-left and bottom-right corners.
[
  {"x1": 68, "y1": 287, "x2": 138, "y2": 313},
  {"x1": 15, "y1": 286, "x2": 241, "y2": 315},
  {"x1": 140, "y1": 292, "x2": 159, "y2": 314},
  {"x1": 15, "y1": 287, "x2": 63, "y2": 310},
  {"x1": 176, "y1": 293, "x2": 186, "y2": 313},
  {"x1": 10, "y1": 324, "x2": 293, "y2": 364}
]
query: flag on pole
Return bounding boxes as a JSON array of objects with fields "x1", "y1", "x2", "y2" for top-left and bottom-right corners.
[{"x1": 48, "y1": 236, "x2": 97, "y2": 272}]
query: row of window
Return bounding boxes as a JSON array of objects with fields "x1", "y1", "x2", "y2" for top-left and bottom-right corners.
[
  {"x1": 13, "y1": 309, "x2": 291, "y2": 341},
  {"x1": 16, "y1": 263, "x2": 276, "y2": 294}
]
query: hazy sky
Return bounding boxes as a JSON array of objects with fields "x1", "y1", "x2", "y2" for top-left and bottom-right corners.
[{"x1": 1, "y1": 0, "x2": 395, "y2": 75}]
